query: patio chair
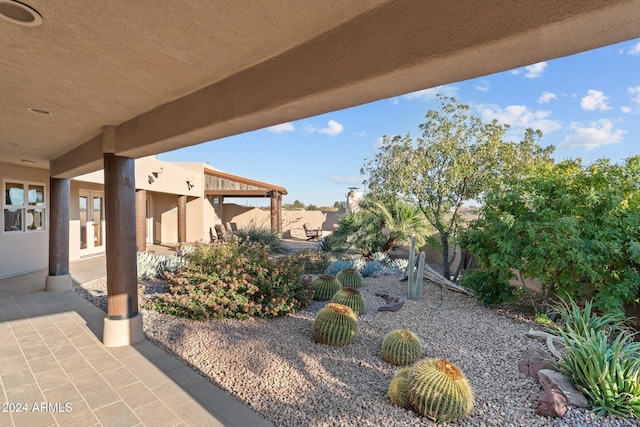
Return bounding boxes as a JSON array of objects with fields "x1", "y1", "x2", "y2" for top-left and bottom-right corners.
[
  {"x1": 303, "y1": 223, "x2": 322, "y2": 241},
  {"x1": 214, "y1": 224, "x2": 229, "y2": 241}
]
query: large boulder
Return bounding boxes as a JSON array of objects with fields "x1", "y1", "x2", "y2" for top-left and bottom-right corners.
[
  {"x1": 537, "y1": 369, "x2": 589, "y2": 408},
  {"x1": 537, "y1": 388, "x2": 568, "y2": 418},
  {"x1": 519, "y1": 348, "x2": 554, "y2": 380}
]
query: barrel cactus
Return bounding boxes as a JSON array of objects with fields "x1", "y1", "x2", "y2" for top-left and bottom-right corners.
[
  {"x1": 388, "y1": 367, "x2": 412, "y2": 409},
  {"x1": 312, "y1": 274, "x2": 342, "y2": 301},
  {"x1": 382, "y1": 329, "x2": 423, "y2": 366},
  {"x1": 336, "y1": 268, "x2": 363, "y2": 288},
  {"x1": 406, "y1": 358, "x2": 474, "y2": 422},
  {"x1": 330, "y1": 287, "x2": 366, "y2": 315},
  {"x1": 313, "y1": 303, "x2": 358, "y2": 346}
]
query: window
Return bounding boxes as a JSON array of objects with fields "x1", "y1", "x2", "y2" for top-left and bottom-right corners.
[{"x1": 3, "y1": 181, "x2": 45, "y2": 233}]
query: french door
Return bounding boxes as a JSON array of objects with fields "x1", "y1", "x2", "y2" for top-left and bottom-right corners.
[{"x1": 79, "y1": 190, "x2": 105, "y2": 256}]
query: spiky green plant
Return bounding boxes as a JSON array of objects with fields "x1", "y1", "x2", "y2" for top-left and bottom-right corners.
[
  {"x1": 313, "y1": 303, "x2": 359, "y2": 346},
  {"x1": 361, "y1": 261, "x2": 384, "y2": 277},
  {"x1": 388, "y1": 368, "x2": 412, "y2": 409},
  {"x1": 550, "y1": 297, "x2": 640, "y2": 418},
  {"x1": 336, "y1": 268, "x2": 363, "y2": 288},
  {"x1": 330, "y1": 287, "x2": 366, "y2": 315},
  {"x1": 382, "y1": 330, "x2": 423, "y2": 366},
  {"x1": 311, "y1": 274, "x2": 342, "y2": 301},
  {"x1": 406, "y1": 358, "x2": 474, "y2": 422}
]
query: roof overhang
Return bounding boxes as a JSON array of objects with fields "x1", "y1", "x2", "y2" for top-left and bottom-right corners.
[{"x1": 1, "y1": 1, "x2": 638, "y2": 177}]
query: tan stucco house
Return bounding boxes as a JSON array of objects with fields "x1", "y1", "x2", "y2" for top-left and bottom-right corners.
[{"x1": 1, "y1": 0, "x2": 638, "y2": 346}]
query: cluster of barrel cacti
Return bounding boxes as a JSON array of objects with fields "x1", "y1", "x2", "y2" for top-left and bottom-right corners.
[
  {"x1": 312, "y1": 303, "x2": 359, "y2": 346},
  {"x1": 330, "y1": 287, "x2": 366, "y2": 315},
  {"x1": 389, "y1": 358, "x2": 474, "y2": 422},
  {"x1": 137, "y1": 251, "x2": 185, "y2": 280},
  {"x1": 311, "y1": 274, "x2": 342, "y2": 301},
  {"x1": 382, "y1": 329, "x2": 424, "y2": 366}
]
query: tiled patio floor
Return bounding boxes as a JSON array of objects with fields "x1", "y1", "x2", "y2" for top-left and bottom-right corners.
[{"x1": 0, "y1": 260, "x2": 274, "y2": 427}]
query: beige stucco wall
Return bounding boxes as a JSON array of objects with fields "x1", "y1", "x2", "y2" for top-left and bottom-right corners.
[
  {"x1": 222, "y1": 203, "x2": 339, "y2": 239},
  {"x1": 0, "y1": 162, "x2": 49, "y2": 278}
]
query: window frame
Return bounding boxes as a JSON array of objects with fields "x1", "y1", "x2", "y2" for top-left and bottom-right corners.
[{"x1": 3, "y1": 180, "x2": 46, "y2": 234}]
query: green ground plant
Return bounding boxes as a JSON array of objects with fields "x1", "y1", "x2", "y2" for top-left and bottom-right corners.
[
  {"x1": 235, "y1": 223, "x2": 288, "y2": 254},
  {"x1": 550, "y1": 297, "x2": 640, "y2": 419},
  {"x1": 144, "y1": 239, "x2": 313, "y2": 320}
]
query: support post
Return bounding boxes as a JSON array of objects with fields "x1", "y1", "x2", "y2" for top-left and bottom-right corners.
[
  {"x1": 135, "y1": 189, "x2": 147, "y2": 252},
  {"x1": 102, "y1": 153, "x2": 143, "y2": 347},
  {"x1": 270, "y1": 191, "x2": 282, "y2": 235},
  {"x1": 177, "y1": 195, "x2": 187, "y2": 244},
  {"x1": 45, "y1": 178, "x2": 72, "y2": 291}
]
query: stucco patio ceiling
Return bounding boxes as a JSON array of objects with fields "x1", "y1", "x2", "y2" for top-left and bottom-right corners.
[{"x1": 2, "y1": 0, "x2": 639, "y2": 177}]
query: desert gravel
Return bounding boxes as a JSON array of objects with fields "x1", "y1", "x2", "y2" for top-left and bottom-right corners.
[{"x1": 76, "y1": 275, "x2": 638, "y2": 427}]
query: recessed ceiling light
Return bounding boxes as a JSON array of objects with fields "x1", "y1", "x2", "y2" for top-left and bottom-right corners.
[
  {"x1": 0, "y1": 1, "x2": 42, "y2": 27},
  {"x1": 21, "y1": 159, "x2": 35, "y2": 164},
  {"x1": 27, "y1": 107, "x2": 52, "y2": 115}
]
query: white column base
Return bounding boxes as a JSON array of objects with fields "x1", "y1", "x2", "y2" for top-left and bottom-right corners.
[
  {"x1": 103, "y1": 313, "x2": 144, "y2": 347},
  {"x1": 45, "y1": 274, "x2": 72, "y2": 292}
]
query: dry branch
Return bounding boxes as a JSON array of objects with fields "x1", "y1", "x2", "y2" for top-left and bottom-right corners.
[{"x1": 422, "y1": 263, "x2": 474, "y2": 297}]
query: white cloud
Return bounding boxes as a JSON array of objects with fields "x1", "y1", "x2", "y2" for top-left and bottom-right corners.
[
  {"x1": 476, "y1": 80, "x2": 490, "y2": 92},
  {"x1": 627, "y1": 42, "x2": 640, "y2": 55},
  {"x1": 318, "y1": 120, "x2": 344, "y2": 136},
  {"x1": 353, "y1": 131, "x2": 366, "y2": 138},
  {"x1": 621, "y1": 106, "x2": 632, "y2": 114},
  {"x1": 390, "y1": 98, "x2": 399, "y2": 105},
  {"x1": 402, "y1": 84, "x2": 458, "y2": 100},
  {"x1": 525, "y1": 62, "x2": 547, "y2": 78},
  {"x1": 580, "y1": 90, "x2": 611, "y2": 111},
  {"x1": 628, "y1": 86, "x2": 640, "y2": 104},
  {"x1": 267, "y1": 122, "x2": 294, "y2": 133},
  {"x1": 329, "y1": 176, "x2": 360, "y2": 185},
  {"x1": 475, "y1": 103, "x2": 561, "y2": 135},
  {"x1": 538, "y1": 91, "x2": 557, "y2": 104},
  {"x1": 560, "y1": 119, "x2": 625, "y2": 151},
  {"x1": 303, "y1": 123, "x2": 317, "y2": 135}
]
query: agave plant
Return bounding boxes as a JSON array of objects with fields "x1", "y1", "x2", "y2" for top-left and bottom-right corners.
[{"x1": 550, "y1": 297, "x2": 640, "y2": 418}]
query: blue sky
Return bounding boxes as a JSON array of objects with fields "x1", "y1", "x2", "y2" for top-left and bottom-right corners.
[{"x1": 159, "y1": 38, "x2": 640, "y2": 207}]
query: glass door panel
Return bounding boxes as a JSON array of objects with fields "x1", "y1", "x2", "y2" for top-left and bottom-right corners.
[
  {"x1": 92, "y1": 196, "x2": 103, "y2": 248},
  {"x1": 80, "y1": 195, "x2": 88, "y2": 249}
]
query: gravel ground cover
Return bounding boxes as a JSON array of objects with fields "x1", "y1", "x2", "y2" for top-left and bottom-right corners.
[{"x1": 75, "y1": 275, "x2": 637, "y2": 427}]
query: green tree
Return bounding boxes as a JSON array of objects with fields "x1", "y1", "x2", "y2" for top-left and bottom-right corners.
[
  {"x1": 362, "y1": 94, "x2": 553, "y2": 278},
  {"x1": 462, "y1": 157, "x2": 640, "y2": 315},
  {"x1": 332, "y1": 195, "x2": 431, "y2": 256}
]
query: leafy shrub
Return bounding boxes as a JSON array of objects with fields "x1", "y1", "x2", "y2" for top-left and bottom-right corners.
[
  {"x1": 550, "y1": 297, "x2": 640, "y2": 418},
  {"x1": 144, "y1": 240, "x2": 313, "y2": 320},
  {"x1": 461, "y1": 268, "x2": 516, "y2": 306},
  {"x1": 361, "y1": 261, "x2": 384, "y2": 277},
  {"x1": 235, "y1": 223, "x2": 288, "y2": 254},
  {"x1": 289, "y1": 249, "x2": 332, "y2": 274}
]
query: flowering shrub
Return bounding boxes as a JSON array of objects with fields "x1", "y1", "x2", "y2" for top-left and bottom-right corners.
[{"x1": 144, "y1": 240, "x2": 313, "y2": 320}]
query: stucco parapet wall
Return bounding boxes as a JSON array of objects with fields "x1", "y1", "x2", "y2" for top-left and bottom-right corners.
[{"x1": 72, "y1": 157, "x2": 202, "y2": 197}]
